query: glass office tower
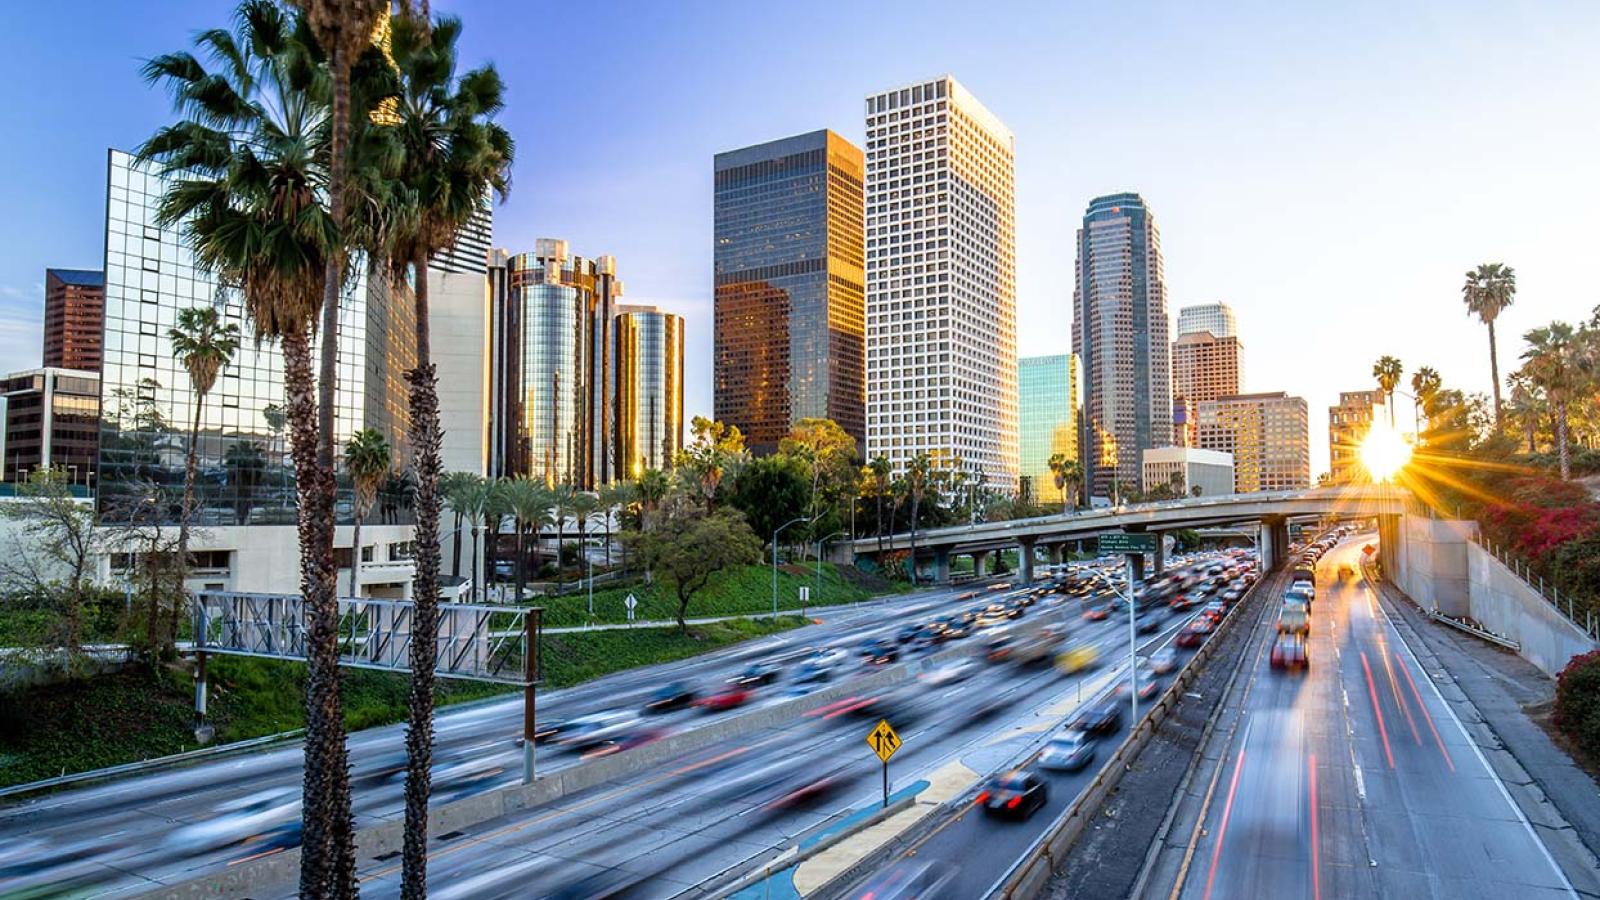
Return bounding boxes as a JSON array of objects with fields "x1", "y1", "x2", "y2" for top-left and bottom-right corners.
[
  {"x1": 615, "y1": 305, "x2": 684, "y2": 476},
  {"x1": 714, "y1": 129, "x2": 865, "y2": 454},
  {"x1": 1018, "y1": 354, "x2": 1078, "y2": 504},
  {"x1": 97, "y1": 150, "x2": 375, "y2": 524}
]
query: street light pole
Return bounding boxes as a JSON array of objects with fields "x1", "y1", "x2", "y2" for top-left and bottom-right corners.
[
  {"x1": 773, "y1": 516, "x2": 810, "y2": 618},
  {"x1": 815, "y1": 530, "x2": 845, "y2": 609},
  {"x1": 1126, "y1": 551, "x2": 1139, "y2": 723}
]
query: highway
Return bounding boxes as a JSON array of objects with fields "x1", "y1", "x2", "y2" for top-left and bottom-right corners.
[
  {"x1": 0, "y1": 582, "x2": 1001, "y2": 897},
  {"x1": 1171, "y1": 539, "x2": 1576, "y2": 900}
]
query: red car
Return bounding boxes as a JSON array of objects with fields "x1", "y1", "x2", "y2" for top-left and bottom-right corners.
[
  {"x1": 1175, "y1": 619, "x2": 1213, "y2": 648},
  {"x1": 693, "y1": 686, "x2": 752, "y2": 712},
  {"x1": 1270, "y1": 634, "x2": 1308, "y2": 671},
  {"x1": 1082, "y1": 606, "x2": 1110, "y2": 622}
]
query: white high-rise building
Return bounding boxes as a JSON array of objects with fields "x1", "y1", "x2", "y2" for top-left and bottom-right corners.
[
  {"x1": 864, "y1": 75, "x2": 1017, "y2": 489},
  {"x1": 1176, "y1": 302, "x2": 1237, "y2": 339}
]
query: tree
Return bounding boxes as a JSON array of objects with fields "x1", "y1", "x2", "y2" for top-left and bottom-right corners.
[
  {"x1": 343, "y1": 428, "x2": 392, "y2": 598},
  {"x1": 635, "y1": 468, "x2": 670, "y2": 532},
  {"x1": 0, "y1": 468, "x2": 102, "y2": 659},
  {"x1": 625, "y1": 507, "x2": 761, "y2": 631},
  {"x1": 224, "y1": 440, "x2": 267, "y2": 525},
  {"x1": 1048, "y1": 453, "x2": 1083, "y2": 514},
  {"x1": 1372, "y1": 356, "x2": 1404, "y2": 426},
  {"x1": 548, "y1": 484, "x2": 576, "y2": 592},
  {"x1": 499, "y1": 477, "x2": 550, "y2": 603},
  {"x1": 676, "y1": 416, "x2": 746, "y2": 511},
  {"x1": 138, "y1": 6, "x2": 358, "y2": 889},
  {"x1": 1410, "y1": 366, "x2": 1442, "y2": 440},
  {"x1": 729, "y1": 455, "x2": 812, "y2": 550},
  {"x1": 168, "y1": 305, "x2": 240, "y2": 647},
  {"x1": 1463, "y1": 263, "x2": 1517, "y2": 426},
  {"x1": 1507, "y1": 371, "x2": 1541, "y2": 455},
  {"x1": 570, "y1": 491, "x2": 602, "y2": 585},
  {"x1": 439, "y1": 470, "x2": 479, "y2": 581},
  {"x1": 780, "y1": 418, "x2": 858, "y2": 539},
  {"x1": 442, "y1": 472, "x2": 489, "y2": 598},
  {"x1": 867, "y1": 455, "x2": 892, "y2": 561},
  {"x1": 905, "y1": 453, "x2": 931, "y2": 585},
  {"x1": 598, "y1": 482, "x2": 633, "y2": 568},
  {"x1": 383, "y1": 12, "x2": 514, "y2": 893},
  {"x1": 1522, "y1": 322, "x2": 1590, "y2": 480}
]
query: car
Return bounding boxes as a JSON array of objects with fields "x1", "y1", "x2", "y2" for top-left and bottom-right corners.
[
  {"x1": 693, "y1": 685, "x2": 752, "y2": 711},
  {"x1": 1284, "y1": 585, "x2": 1314, "y2": 607},
  {"x1": 1200, "y1": 602, "x2": 1228, "y2": 625},
  {"x1": 1270, "y1": 634, "x2": 1309, "y2": 670},
  {"x1": 1082, "y1": 605, "x2": 1110, "y2": 622},
  {"x1": 1279, "y1": 604, "x2": 1310, "y2": 635},
  {"x1": 1149, "y1": 646, "x2": 1179, "y2": 675},
  {"x1": 1038, "y1": 730, "x2": 1096, "y2": 771},
  {"x1": 1056, "y1": 644, "x2": 1099, "y2": 674},
  {"x1": 957, "y1": 590, "x2": 980, "y2": 601},
  {"x1": 643, "y1": 681, "x2": 697, "y2": 713},
  {"x1": 1117, "y1": 675, "x2": 1160, "y2": 701},
  {"x1": 942, "y1": 621, "x2": 972, "y2": 640},
  {"x1": 792, "y1": 661, "x2": 833, "y2": 684},
  {"x1": 922, "y1": 659, "x2": 978, "y2": 686},
  {"x1": 1175, "y1": 619, "x2": 1212, "y2": 648},
  {"x1": 863, "y1": 640, "x2": 900, "y2": 665},
  {"x1": 1136, "y1": 611, "x2": 1162, "y2": 634},
  {"x1": 895, "y1": 623, "x2": 924, "y2": 644},
  {"x1": 166, "y1": 786, "x2": 301, "y2": 851},
  {"x1": 977, "y1": 770, "x2": 1050, "y2": 820},
  {"x1": 808, "y1": 647, "x2": 851, "y2": 668},
  {"x1": 1070, "y1": 698, "x2": 1123, "y2": 735},
  {"x1": 849, "y1": 861, "x2": 958, "y2": 900},
  {"x1": 735, "y1": 662, "x2": 781, "y2": 686},
  {"x1": 556, "y1": 711, "x2": 641, "y2": 750}
]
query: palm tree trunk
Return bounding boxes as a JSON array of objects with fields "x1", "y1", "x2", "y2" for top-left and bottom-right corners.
[
  {"x1": 284, "y1": 327, "x2": 356, "y2": 900},
  {"x1": 348, "y1": 510, "x2": 362, "y2": 599},
  {"x1": 318, "y1": 48, "x2": 350, "y2": 478},
  {"x1": 1556, "y1": 398, "x2": 1571, "y2": 480},
  {"x1": 451, "y1": 507, "x2": 463, "y2": 579},
  {"x1": 555, "y1": 512, "x2": 564, "y2": 593},
  {"x1": 514, "y1": 519, "x2": 526, "y2": 602},
  {"x1": 173, "y1": 393, "x2": 205, "y2": 649},
  {"x1": 402, "y1": 249, "x2": 444, "y2": 900},
  {"x1": 909, "y1": 495, "x2": 920, "y2": 585},
  {"x1": 470, "y1": 524, "x2": 480, "y2": 603},
  {"x1": 1487, "y1": 319, "x2": 1503, "y2": 426},
  {"x1": 875, "y1": 491, "x2": 884, "y2": 562}
]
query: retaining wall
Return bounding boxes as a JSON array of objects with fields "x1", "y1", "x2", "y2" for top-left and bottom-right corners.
[{"x1": 1465, "y1": 543, "x2": 1598, "y2": 677}]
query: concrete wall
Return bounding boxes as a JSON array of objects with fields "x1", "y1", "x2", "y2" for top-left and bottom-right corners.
[
  {"x1": 1392, "y1": 513, "x2": 1598, "y2": 678},
  {"x1": 1465, "y1": 543, "x2": 1598, "y2": 678}
]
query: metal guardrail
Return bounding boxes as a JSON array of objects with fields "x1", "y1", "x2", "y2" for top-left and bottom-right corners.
[
  {"x1": 1471, "y1": 534, "x2": 1600, "y2": 640},
  {"x1": 0, "y1": 728, "x2": 304, "y2": 801}
]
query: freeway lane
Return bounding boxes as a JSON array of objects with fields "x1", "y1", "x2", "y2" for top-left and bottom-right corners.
[
  {"x1": 1176, "y1": 540, "x2": 1574, "y2": 900},
  {"x1": 0, "y1": 582, "x2": 1007, "y2": 896}
]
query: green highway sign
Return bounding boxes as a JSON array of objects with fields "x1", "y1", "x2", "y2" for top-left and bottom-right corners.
[{"x1": 1099, "y1": 532, "x2": 1158, "y2": 554}]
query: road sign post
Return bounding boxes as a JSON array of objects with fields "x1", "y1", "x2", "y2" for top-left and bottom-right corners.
[
  {"x1": 867, "y1": 718, "x2": 902, "y2": 808},
  {"x1": 1098, "y1": 532, "x2": 1157, "y2": 724},
  {"x1": 624, "y1": 592, "x2": 637, "y2": 626}
]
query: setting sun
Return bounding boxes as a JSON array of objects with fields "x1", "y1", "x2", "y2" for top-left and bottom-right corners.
[{"x1": 1360, "y1": 419, "x2": 1413, "y2": 482}]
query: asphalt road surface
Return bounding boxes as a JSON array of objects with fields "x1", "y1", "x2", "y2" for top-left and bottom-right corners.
[{"x1": 1175, "y1": 540, "x2": 1575, "y2": 900}]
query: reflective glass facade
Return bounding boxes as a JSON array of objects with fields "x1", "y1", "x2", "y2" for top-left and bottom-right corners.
[
  {"x1": 615, "y1": 306, "x2": 684, "y2": 476},
  {"x1": 488, "y1": 241, "x2": 621, "y2": 488},
  {"x1": 1072, "y1": 192, "x2": 1171, "y2": 500},
  {"x1": 1018, "y1": 354, "x2": 1078, "y2": 504},
  {"x1": 98, "y1": 150, "x2": 380, "y2": 525},
  {"x1": 714, "y1": 130, "x2": 865, "y2": 454}
]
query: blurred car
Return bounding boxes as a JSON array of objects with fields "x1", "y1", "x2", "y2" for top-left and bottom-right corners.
[
  {"x1": 1200, "y1": 602, "x2": 1228, "y2": 625},
  {"x1": 849, "y1": 860, "x2": 957, "y2": 900},
  {"x1": 863, "y1": 639, "x2": 900, "y2": 665},
  {"x1": 1279, "y1": 604, "x2": 1310, "y2": 635},
  {"x1": 694, "y1": 685, "x2": 753, "y2": 711},
  {"x1": 735, "y1": 662, "x2": 782, "y2": 686},
  {"x1": 922, "y1": 659, "x2": 978, "y2": 686},
  {"x1": 977, "y1": 770, "x2": 1050, "y2": 820},
  {"x1": 941, "y1": 621, "x2": 972, "y2": 640},
  {"x1": 1270, "y1": 634, "x2": 1309, "y2": 671},
  {"x1": 1055, "y1": 644, "x2": 1099, "y2": 674},
  {"x1": 792, "y1": 661, "x2": 834, "y2": 684},
  {"x1": 1136, "y1": 611, "x2": 1162, "y2": 634},
  {"x1": 579, "y1": 726, "x2": 668, "y2": 760},
  {"x1": 1070, "y1": 698, "x2": 1123, "y2": 735},
  {"x1": 895, "y1": 623, "x2": 924, "y2": 644},
  {"x1": 643, "y1": 681, "x2": 697, "y2": 714},
  {"x1": 1149, "y1": 646, "x2": 1179, "y2": 675},
  {"x1": 957, "y1": 590, "x2": 980, "y2": 601},
  {"x1": 166, "y1": 786, "x2": 301, "y2": 851},
  {"x1": 809, "y1": 647, "x2": 851, "y2": 668},
  {"x1": 1038, "y1": 730, "x2": 1096, "y2": 772},
  {"x1": 1174, "y1": 619, "x2": 1213, "y2": 648},
  {"x1": 1082, "y1": 605, "x2": 1110, "y2": 622},
  {"x1": 556, "y1": 711, "x2": 642, "y2": 750}
]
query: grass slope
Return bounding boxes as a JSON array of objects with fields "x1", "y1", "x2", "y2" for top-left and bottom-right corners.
[{"x1": 538, "y1": 561, "x2": 885, "y2": 628}]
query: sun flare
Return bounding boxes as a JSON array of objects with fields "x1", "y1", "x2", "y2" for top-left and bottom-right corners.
[{"x1": 1360, "y1": 419, "x2": 1413, "y2": 482}]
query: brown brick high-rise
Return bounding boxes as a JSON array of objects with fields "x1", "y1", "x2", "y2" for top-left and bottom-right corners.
[{"x1": 43, "y1": 268, "x2": 104, "y2": 372}]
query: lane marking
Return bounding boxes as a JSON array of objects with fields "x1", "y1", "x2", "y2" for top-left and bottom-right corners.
[
  {"x1": 1309, "y1": 753, "x2": 1321, "y2": 900},
  {"x1": 1359, "y1": 651, "x2": 1395, "y2": 769},
  {"x1": 1392, "y1": 649, "x2": 1454, "y2": 773},
  {"x1": 1202, "y1": 742, "x2": 1249, "y2": 900}
]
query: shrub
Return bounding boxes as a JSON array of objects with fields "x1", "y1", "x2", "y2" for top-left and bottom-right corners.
[{"x1": 1554, "y1": 650, "x2": 1600, "y2": 763}]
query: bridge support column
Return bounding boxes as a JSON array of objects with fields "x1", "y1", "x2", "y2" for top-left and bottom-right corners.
[
  {"x1": 1048, "y1": 544, "x2": 1064, "y2": 567},
  {"x1": 1377, "y1": 514, "x2": 1400, "y2": 581},
  {"x1": 1259, "y1": 515, "x2": 1290, "y2": 571},
  {"x1": 933, "y1": 548, "x2": 951, "y2": 584},
  {"x1": 1018, "y1": 538, "x2": 1036, "y2": 583},
  {"x1": 1152, "y1": 533, "x2": 1166, "y2": 577},
  {"x1": 972, "y1": 550, "x2": 990, "y2": 579}
]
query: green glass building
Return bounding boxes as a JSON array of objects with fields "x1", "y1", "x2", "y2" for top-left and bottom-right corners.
[{"x1": 1018, "y1": 354, "x2": 1079, "y2": 504}]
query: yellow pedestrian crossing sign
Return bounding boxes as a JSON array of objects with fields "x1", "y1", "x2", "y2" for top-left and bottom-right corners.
[{"x1": 867, "y1": 719, "x2": 902, "y2": 763}]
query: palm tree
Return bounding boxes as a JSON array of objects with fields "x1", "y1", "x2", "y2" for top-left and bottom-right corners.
[
  {"x1": 138, "y1": 6, "x2": 357, "y2": 891},
  {"x1": 636, "y1": 467, "x2": 670, "y2": 532},
  {"x1": 1410, "y1": 366, "x2": 1442, "y2": 440},
  {"x1": 1507, "y1": 371, "x2": 1541, "y2": 455},
  {"x1": 439, "y1": 471, "x2": 478, "y2": 581},
  {"x1": 1462, "y1": 263, "x2": 1517, "y2": 425},
  {"x1": 1372, "y1": 356, "x2": 1403, "y2": 426},
  {"x1": 167, "y1": 306, "x2": 240, "y2": 646},
  {"x1": 867, "y1": 455, "x2": 891, "y2": 562},
  {"x1": 548, "y1": 484, "x2": 577, "y2": 592},
  {"x1": 499, "y1": 477, "x2": 549, "y2": 603},
  {"x1": 905, "y1": 453, "x2": 931, "y2": 586},
  {"x1": 1521, "y1": 322, "x2": 1588, "y2": 479},
  {"x1": 343, "y1": 429, "x2": 391, "y2": 598},
  {"x1": 383, "y1": 12, "x2": 513, "y2": 893},
  {"x1": 571, "y1": 491, "x2": 601, "y2": 590},
  {"x1": 598, "y1": 482, "x2": 633, "y2": 568},
  {"x1": 1047, "y1": 453, "x2": 1083, "y2": 514}
]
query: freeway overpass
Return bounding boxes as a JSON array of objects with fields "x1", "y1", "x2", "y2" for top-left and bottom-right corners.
[{"x1": 846, "y1": 486, "x2": 1409, "y2": 582}]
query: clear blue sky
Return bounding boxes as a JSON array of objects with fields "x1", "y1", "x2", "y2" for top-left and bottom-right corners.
[{"x1": 3, "y1": 1, "x2": 1597, "y2": 476}]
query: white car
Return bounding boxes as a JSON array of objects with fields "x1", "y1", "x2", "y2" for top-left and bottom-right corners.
[
  {"x1": 921, "y1": 659, "x2": 978, "y2": 687},
  {"x1": 556, "y1": 710, "x2": 641, "y2": 749},
  {"x1": 166, "y1": 786, "x2": 301, "y2": 851}
]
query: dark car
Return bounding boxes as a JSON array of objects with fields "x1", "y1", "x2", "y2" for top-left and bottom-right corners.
[
  {"x1": 863, "y1": 639, "x2": 900, "y2": 665},
  {"x1": 735, "y1": 662, "x2": 781, "y2": 686},
  {"x1": 977, "y1": 770, "x2": 1050, "y2": 820},
  {"x1": 643, "y1": 681, "x2": 697, "y2": 714},
  {"x1": 1071, "y1": 698, "x2": 1123, "y2": 736},
  {"x1": 1136, "y1": 611, "x2": 1162, "y2": 634},
  {"x1": 849, "y1": 861, "x2": 957, "y2": 900},
  {"x1": 895, "y1": 623, "x2": 923, "y2": 644}
]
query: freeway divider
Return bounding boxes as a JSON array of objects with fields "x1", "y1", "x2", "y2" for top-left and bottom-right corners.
[
  {"x1": 132, "y1": 640, "x2": 984, "y2": 900},
  {"x1": 983, "y1": 567, "x2": 1278, "y2": 900}
]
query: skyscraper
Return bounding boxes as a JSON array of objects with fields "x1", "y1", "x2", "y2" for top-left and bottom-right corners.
[
  {"x1": 43, "y1": 268, "x2": 105, "y2": 373},
  {"x1": 1073, "y1": 193, "x2": 1170, "y2": 499},
  {"x1": 1172, "y1": 331, "x2": 1243, "y2": 405},
  {"x1": 1197, "y1": 391, "x2": 1310, "y2": 493},
  {"x1": 714, "y1": 130, "x2": 865, "y2": 454},
  {"x1": 865, "y1": 76, "x2": 1017, "y2": 488},
  {"x1": 1018, "y1": 354, "x2": 1078, "y2": 504},
  {"x1": 615, "y1": 305, "x2": 684, "y2": 475},
  {"x1": 1328, "y1": 389, "x2": 1387, "y2": 484},
  {"x1": 486, "y1": 240, "x2": 622, "y2": 488},
  {"x1": 1176, "y1": 302, "x2": 1237, "y2": 339}
]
